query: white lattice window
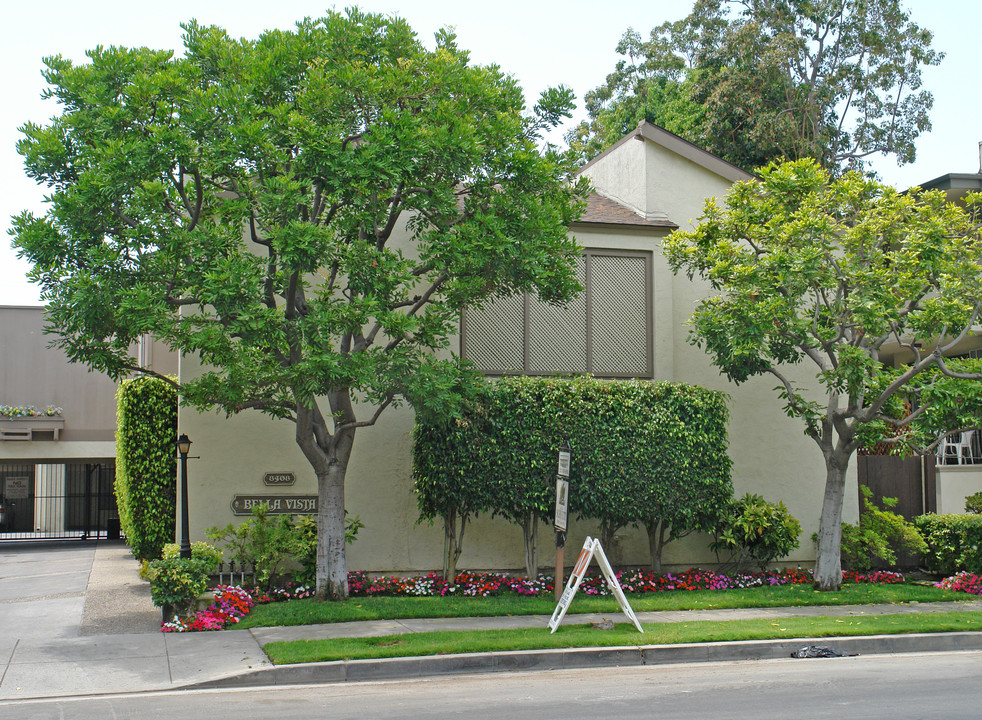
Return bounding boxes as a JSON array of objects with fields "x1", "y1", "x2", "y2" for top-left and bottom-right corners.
[{"x1": 461, "y1": 250, "x2": 653, "y2": 378}]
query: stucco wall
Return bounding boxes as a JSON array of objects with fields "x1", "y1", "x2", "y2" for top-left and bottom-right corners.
[{"x1": 935, "y1": 467, "x2": 982, "y2": 514}]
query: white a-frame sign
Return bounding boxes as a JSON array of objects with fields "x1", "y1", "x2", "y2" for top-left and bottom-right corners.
[{"x1": 548, "y1": 536, "x2": 643, "y2": 633}]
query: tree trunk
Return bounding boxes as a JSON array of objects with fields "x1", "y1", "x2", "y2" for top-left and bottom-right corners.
[
  {"x1": 520, "y1": 512, "x2": 538, "y2": 578},
  {"x1": 316, "y1": 462, "x2": 349, "y2": 600},
  {"x1": 644, "y1": 519, "x2": 667, "y2": 575},
  {"x1": 298, "y1": 392, "x2": 357, "y2": 602},
  {"x1": 813, "y1": 454, "x2": 849, "y2": 591},
  {"x1": 442, "y1": 507, "x2": 467, "y2": 583},
  {"x1": 600, "y1": 519, "x2": 621, "y2": 567}
]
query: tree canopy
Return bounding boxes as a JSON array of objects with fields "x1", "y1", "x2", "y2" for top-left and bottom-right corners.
[
  {"x1": 664, "y1": 159, "x2": 982, "y2": 590},
  {"x1": 12, "y1": 9, "x2": 589, "y2": 599},
  {"x1": 569, "y1": 0, "x2": 942, "y2": 172}
]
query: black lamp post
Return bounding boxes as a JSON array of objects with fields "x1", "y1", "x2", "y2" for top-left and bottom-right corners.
[{"x1": 177, "y1": 434, "x2": 192, "y2": 559}]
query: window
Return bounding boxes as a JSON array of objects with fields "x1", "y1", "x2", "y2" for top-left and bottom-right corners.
[{"x1": 461, "y1": 249, "x2": 653, "y2": 378}]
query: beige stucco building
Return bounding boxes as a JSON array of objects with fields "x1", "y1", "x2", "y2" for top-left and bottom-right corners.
[{"x1": 175, "y1": 123, "x2": 861, "y2": 573}]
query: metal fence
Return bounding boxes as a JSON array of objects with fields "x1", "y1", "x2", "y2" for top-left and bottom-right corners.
[{"x1": 0, "y1": 460, "x2": 118, "y2": 541}]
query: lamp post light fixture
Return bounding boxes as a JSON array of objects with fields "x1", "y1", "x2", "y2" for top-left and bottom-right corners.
[{"x1": 177, "y1": 433, "x2": 192, "y2": 560}]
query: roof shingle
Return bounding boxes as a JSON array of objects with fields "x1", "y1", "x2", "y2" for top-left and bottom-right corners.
[{"x1": 575, "y1": 192, "x2": 677, "y2": 230}]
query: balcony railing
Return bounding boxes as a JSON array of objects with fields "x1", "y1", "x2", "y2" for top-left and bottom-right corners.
[{"x1": 936, "y1": 430, "x2": 982, "y2": 466}]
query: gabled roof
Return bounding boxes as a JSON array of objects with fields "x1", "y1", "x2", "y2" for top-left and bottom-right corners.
[
  {"x1": 574, "y1": 192, "x2": 678, "y2": 230},
  {"x1": 579, "y1": 120, "x2": 754, "y2": 184}
]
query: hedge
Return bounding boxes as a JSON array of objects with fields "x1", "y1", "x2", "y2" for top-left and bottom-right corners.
[
  {"x1": 413, "y1": 376, "x2": 731, "y2": 577},
  {"x1": 914, "y1": 513, "x2": 982, "y2": 576},
  {"x1": 115, "y1": 376, "x2": 178, "y2": 561}
]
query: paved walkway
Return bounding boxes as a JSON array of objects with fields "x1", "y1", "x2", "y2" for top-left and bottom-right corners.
[{"x1": 2, "y1": 541, "x2": 982, "y2": 700}]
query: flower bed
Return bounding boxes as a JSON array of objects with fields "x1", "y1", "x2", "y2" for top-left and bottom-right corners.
[
  {"x1": 161, "y1": 584, "x2": 312, "y2": 632},
  {"x1": 161, "y1": 568, "x2": 908, "y2": 632},
  {"x1": 350, "y1": 567, "x2": 904, "y2": 598},
  {"x1": 936, "y1": 572, "x2": 982, "y2": 596}
]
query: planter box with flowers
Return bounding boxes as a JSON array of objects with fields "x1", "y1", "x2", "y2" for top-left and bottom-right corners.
[{"x1": 0, "y1": 405, "x2": 64, "y2": 441}]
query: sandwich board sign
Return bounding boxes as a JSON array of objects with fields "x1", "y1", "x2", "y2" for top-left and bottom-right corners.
[{"x1": 548, "y1": 535, "x2": 643, "y2": 633}]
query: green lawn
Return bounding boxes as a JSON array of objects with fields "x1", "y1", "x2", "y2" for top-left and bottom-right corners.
[
  {"x1": 237, "y1": 582, "x2": 960, "y2": 629},
  {"x1": 263, "y1": 610, "x2": 982, "y2": 665}
]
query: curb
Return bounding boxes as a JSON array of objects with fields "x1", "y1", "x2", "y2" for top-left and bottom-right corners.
[{"x1": 186, "y1": 631, "x2": 982, "y2": 690}]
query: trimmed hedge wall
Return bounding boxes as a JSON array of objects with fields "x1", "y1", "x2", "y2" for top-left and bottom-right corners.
[
  {"x1": 914, "y1": 513, "x2": 982, "y2": 576},
  {"x1": 413, "y1": 376, "x2": 732, "y2": 575},
  {"x1": 115, "y1": 376, "x2": 178, "y2": 561}
]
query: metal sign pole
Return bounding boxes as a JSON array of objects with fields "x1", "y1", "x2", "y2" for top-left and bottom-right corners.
[{"x1": 554, "y1": 439, "x2": 571, "y2": 602}]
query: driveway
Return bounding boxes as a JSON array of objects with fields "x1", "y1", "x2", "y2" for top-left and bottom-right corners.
[
  {"x1": 0, "y1": 541, "x2": 93, "y2": 643},
  {"x1": 0, "y1": 540, "x2": 158, "y2": 643}
]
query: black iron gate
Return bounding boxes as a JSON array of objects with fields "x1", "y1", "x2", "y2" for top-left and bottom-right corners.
[{"x1": 0, "y1": 460, "x2": 118, "y2": 540}]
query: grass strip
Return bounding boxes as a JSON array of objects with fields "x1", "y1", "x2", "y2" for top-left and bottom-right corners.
[
  {"x1": 238, "y1": 583, "x2": 959, "y2": 629},
  {"x1": 263, "y1": 610, "x2": 982, "y2": 665}
]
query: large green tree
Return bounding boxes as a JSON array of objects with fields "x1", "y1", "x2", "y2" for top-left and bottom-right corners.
[
  {"x1": 11, "y1": 10, "x2": 589, "y2": 600},
  {"x1": 664, "y1": 159, "x2": 982, "y2": 591},
  {"x1": 570, "y1": 0, "x2": 942, "y2": 171}
]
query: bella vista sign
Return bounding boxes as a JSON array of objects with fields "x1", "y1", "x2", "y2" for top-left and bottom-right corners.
[{"x1": 230, "y1": 494, "x2": 317, "y2": 515}]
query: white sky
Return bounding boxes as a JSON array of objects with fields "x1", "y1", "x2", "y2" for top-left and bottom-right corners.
[{"x1": 3, "y1": 0, "x2": 979, "y2": 306}]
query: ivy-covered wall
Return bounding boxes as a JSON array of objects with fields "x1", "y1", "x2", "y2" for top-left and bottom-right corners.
[{"x1": 115, "y1": 376, "x2": 178, "y2": 560}]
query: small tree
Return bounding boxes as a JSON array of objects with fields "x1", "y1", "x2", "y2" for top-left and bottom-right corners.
[
  {"x1": 413, "y1": 414, "x2": 497, "y2": 582},
  {"x1": 665, "y1": 159, "x2": 982, "y2": 590},
  {"x1": 636, "y1": 387, "x2": 732, "y2": 573},
  {"x1": 12, "y1": 10, "x2": 588, "y2": 599}
]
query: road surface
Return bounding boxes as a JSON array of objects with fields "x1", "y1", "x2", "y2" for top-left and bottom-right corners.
[{"x1": 2, "y1": 650, "x2": 980, "y2": 719}]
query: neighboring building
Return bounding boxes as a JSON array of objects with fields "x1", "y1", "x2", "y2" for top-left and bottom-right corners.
[
  {"x1": 905, "y1": 166, "x2": 982, "y2": 514},
  {"x1": 177, "y1": 122, "x2": 859, "y2": 573},
  {"x1": 0, "y1": 306, "x2": 176, "y2": 539}
]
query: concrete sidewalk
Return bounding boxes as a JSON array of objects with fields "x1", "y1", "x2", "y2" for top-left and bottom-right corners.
[{"x1": 3, "y1": 541, "x2": 982, "y2": 701}]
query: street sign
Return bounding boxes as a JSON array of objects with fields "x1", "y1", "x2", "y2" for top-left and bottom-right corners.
[
  {"x1": 548, "y1": 535, "x2": 643, "y2": 633},
  {"x1": 554, "y1": 478, "x2": 569, "y2": 531},
  {"x1": 557, "y1": 449, "x2": 571, "y2": 478}
]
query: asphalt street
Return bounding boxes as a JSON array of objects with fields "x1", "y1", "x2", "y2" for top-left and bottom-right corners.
[{"x1": 3, "y1": 651, "x2": 981, "y2": 720}]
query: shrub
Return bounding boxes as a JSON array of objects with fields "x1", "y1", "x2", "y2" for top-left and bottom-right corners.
[
  {"x1": 208, "y1": 504, "x2": 363, "y2": 588},
  {"x1": 914, "y1": 513, "x2": 982, "y2": 575},
  {"x1": 839, "y1": 486, "x2": 927, "y2": 571},
  {"x1": 413, "y1": 376, "x2": 731, "y2": 578},
  {"x1": 711, "y1": 493, "x2": 801, "y2": 572},
  {"x1": 965, "y1": 491, "x2": 982, "y2": 514},
  {"x1": 207, "y1": 504, "x2": 294, "y2": 590},
  {"x1": 115, "y1": 376, "x2": 177, "y2": 561},
  {"x1": 161, "y1": 541, "x2": 223, "y2": 571},
  {"x1": 145, "y1": 556, "x2": 214, "y2": 615}
]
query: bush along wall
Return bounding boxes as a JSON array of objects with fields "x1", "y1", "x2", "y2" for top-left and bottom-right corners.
[
  {"x1": 413, "y1": 376, "x2": 732, "y2": 578},
  {"x1": 116, "y1": 375, "x2": 178, "y2": 561},
  {"x1": 914, "y1": 513, "x2": 982, "y2": 576}
]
